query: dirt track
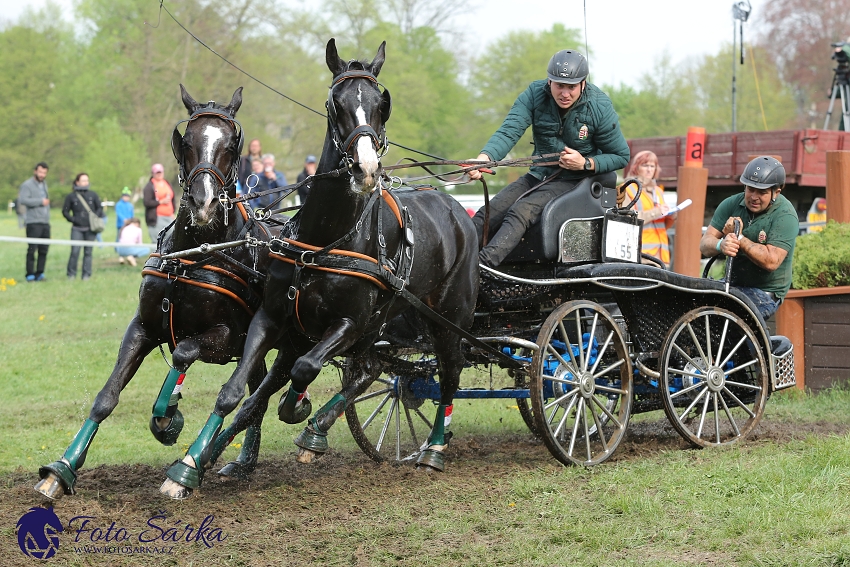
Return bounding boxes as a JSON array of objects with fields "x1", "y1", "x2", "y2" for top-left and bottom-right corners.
[{"x1": 1, "y1": 416, "x2": 846, "y2": 567}]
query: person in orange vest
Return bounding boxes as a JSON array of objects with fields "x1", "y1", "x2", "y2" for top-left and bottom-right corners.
[
  {"x1": 143, "y1": 163, "x2": 176, "y2": 246},
  {"x1": 623, "y1": 150, "x2": 675, "y2": 267}
]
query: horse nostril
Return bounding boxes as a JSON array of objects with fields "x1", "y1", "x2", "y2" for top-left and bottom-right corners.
[{"x1": 350, "y1": 162, "x2": 364, "y2": 176}]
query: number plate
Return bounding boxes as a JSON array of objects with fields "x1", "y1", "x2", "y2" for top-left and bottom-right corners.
[{"x1": 602, "y1": 215, "x2": 642, "y2": 263}]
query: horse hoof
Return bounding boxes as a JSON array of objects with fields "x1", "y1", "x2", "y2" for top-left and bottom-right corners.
[
  {"x1": 217, "y1": 461, "x2": 254, "y2": 481},
  {"x1": 159, "y1": 478, "x2": 193, "y2": 500},
  {"x1": 295, "y1": 447, "x2": 322, "y2": 464},
  {"x1": 415, "y1": 448, "x2": 446, "y2": 472},
  {"x1": 34, "y1": 473, "x2": 65, "y2": 500},
  {"x1": 149, "y1": 410, "x2": 184, "y2": 446}
]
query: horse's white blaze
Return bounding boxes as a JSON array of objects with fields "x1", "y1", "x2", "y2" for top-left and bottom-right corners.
[
  {"x1": 354, "y1": 103, "x2": 379, "y2": 183},
  {"x1": 200, "y1": 124, "x2": 225, "y2": 209}
]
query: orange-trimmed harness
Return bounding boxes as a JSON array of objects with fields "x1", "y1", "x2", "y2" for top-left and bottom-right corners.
[
  {"x1": 142, "y1": 202, "x2": 266, "y2": 348},
  {"x1": 268, "y1": 185, "x2": 413, "y2": 336}
]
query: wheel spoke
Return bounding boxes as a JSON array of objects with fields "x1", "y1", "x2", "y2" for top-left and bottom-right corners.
[
  {"x1": 545, "y1": 344, "x2": 578, "y2": 376},
  {"x1": 718, "y1": 392, "x2": 740, "y2": 436},
  {"x1": 582, "y1": 398, "x2": 593, "y2": 462},
  {"x1": 375, "y1": 377, "x2": 396, "y2": 387},
  {"x1": 395, "y1": 396, "x2": 402, "y2": 461},
  {"x1": 713, "y1": 392, "x2": 720, "y2": 444},
  {"x1": 353, "y1": 387, "x2": 393, "y2": 404},
  {"x1": 594, "y1": 381, "x2": 628, "y2": 395},
  {"x1": 544, "y1": 388, "x2": 579, "y2": 412},
  {"x1": 725, "y1": 379, "x2": 763, "y2": 392},
  {"x1": 590, "y1": 330, "x2": 614, "y2": 375},
  {"x1": 678, "y1": 386, "x2": 708, "y2": 422},
  {"x1": 667, "y1": 367, "x2": 707, "y2": 381},
  {"x1": 722, "y1": 386, "x2": 757, "y2": 418},
  {"x1": 558, "y1": 320, "x2": 581, "y2": 375},
  {"x1": 591, "y1": 395, "x2": 623, "y2": 429},
  {"x1": 361, "y1": 392, "x2": 393, "y2": 429},
  {"x1": 568, "y1": 397, "x2": 585, "y2": 457},
  {"x1": 673, "y1": 343, "x2": 708, "y2": 373},
  {"x1": 715, "y1": 318, "x2": 730, "y2": 365},
  {"x1": 585, "y1": 313, "x2": 599, "y2": 373},
  {"x1": 375, "y1": 397, "x2": 398, "y2": 452},
  {"x1": 593, "y1": 359, "x2": 625, "y2": 380},
  {"x1": 575, "y1": 311, "x2": 586, "y2": 371},
  {"x1": 552, "y1": 395, "x2": 576, "y2": 439},
  {"x1": 696, "y1": 389, "x2": 712, "y2": 439},
  {"x1": 718, "y1": 335, "x2": 748, "y2": 368},
  {"x1": 669, "y1": 379, "x2": 705, "y2": 399},
  {"x1": 403, "y1": 405, "x2": 420, "y2": 450},
  {"x1": 543, "y1": 373, "x2": 580, "y2": 387},
  {"x1": 687, "y1": 322, "x2": 710, "y2": 368},
  {"x1": 704, "y1": 315, "x2": 714, "y2": 366},
  {"x1": 412, "y1": 407, "x2": 433, "y2": 431},
  {"x1": 725, "y1": 359, "x2": 760, "y2": 377},
  {"x1": 589, "y1": 399, "x2": 609, "y2": 453}
]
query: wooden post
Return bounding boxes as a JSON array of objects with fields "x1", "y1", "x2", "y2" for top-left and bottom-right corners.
[
  {"x1": 673, "y1": 166, "x2": 708, "y2": 276},
  {"x1": 775, "y1": 298, "x2": 805, "y2": 391},
  {"x1": 826, "y1": 150, "x2": 850, "y2": 223}
]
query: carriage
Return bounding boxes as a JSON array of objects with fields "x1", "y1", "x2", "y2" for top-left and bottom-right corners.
[{"x1": 340, "y1": 170, "x2": 797, "y2": 467}]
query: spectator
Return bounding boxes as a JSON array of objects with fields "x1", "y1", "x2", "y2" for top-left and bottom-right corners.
[
  {"x1": 62, "y1": 173, "x2": 103, "y2": 281},
  {"x1": 257, "y1": 153, "x2": 287, "y2": 210},
  {"x1": 116, "y1": 218, "x2": 148, "y2": 267},
  {"x1": 114, "y1": 187, "x2": 134, "y2": 240},
  {"x1": 296, "y1": 154, "x2": 317, "y2": 205},
  {"x1": 143, "y1": 163, "x2": 176, "y2": 246},
  {"x1": 18, "y1": 162, "x2": 51, "y2": 282},
  {"x1": 238, "y1": 138, "x2": 262, "y2": 189},
  {"x1": 623, "y1": 150, "x2": 676, "y2": 267},
  {"x1": 700, "y1": 156, "x2": 797, "y2": 319}
]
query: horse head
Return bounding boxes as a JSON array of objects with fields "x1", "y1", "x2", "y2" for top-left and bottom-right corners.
[
  {"x1": 172, "y1": 85, "x2": 243, "y2": 227},
  {"x1": 325, "y1": 39, "x2": 391, "y2": 194}
]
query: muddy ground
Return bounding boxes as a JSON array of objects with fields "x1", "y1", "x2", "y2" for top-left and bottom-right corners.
[{"x1": 1, "y1": 416, "x2": 846, "y2": 567}]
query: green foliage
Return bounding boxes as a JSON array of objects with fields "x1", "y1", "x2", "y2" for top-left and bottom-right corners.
[
  {"x1": 80, "y1": 117, "x2": 151, "y2": 202},
  {"x1": 792, "y1": 220, "x2": 850, "y2": 289}
]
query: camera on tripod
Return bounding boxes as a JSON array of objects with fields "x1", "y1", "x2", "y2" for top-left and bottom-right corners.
[
  {"x1": 832, "y1": 42, "x2": 850, "y2": 67},
  {"x1": 825, "y1": 41, "x2": 850, "y2": 130}
]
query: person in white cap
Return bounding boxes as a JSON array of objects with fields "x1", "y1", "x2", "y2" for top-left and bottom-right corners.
[{"x1": 143, "y1": 163, "x2": 176, "y2": 245}]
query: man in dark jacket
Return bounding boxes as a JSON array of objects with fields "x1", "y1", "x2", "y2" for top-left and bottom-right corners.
[
  {"x1": 296, "y1": 154, "x2": 317, "y2": 205},
  {"x1": 468, "y1": 49, "x2": 630, "y2": 267},
  {"x1": 18, "y1": 162, "x2": 51, "y2": 281},
  {"x1": 62, "y1": 173, "x2": 103, "y2": 280}
]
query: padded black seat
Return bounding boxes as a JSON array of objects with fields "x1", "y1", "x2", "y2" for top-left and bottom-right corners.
[
  {"x1": 555, "y1": 262, "x2": 770, "y2": 332},
  {"x1": 503, "y1": 171, "x2": 618, "y2": 263}
]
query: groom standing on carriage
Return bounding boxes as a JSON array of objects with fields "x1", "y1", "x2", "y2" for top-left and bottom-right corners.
[{"x1": 467, "y1": 49, "x2": 630, "y2": 267}]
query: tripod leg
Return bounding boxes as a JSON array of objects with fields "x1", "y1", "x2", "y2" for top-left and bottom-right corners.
[
  {"x1": 825, "y1": 84, "x2": 839, "y2": 130},
  {"x1": 841, "y1": 84, "x2": 850, "y2": 132}
]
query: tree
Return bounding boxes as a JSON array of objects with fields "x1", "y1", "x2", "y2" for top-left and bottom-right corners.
[
  {"x1": 80, "y1": 117, "x2": 150, "y2": 201},
  {"x1": 755, "y1": 0, "x2": 850, "y2": 127}
]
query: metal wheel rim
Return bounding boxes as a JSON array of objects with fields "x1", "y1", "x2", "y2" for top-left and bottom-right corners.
[
  {"x1": 343, "y1": 354, "x2": 435, "y2": 463},
  {"x1": 660, "y1": 307, "x2": 768, "y2": 448},
  {"x1": 530, "y1": 300, "x2": 632, "y2": 466}
]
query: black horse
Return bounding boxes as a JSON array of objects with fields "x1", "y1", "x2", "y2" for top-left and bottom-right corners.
[
  {"x1": 160, "y1": 39, "x2": 479, "y2": 499},
  {"x1": 35, "y1": 86, "x2": 275, "y2": 500}
]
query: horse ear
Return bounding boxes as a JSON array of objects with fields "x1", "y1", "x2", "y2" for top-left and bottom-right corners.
[
  {"x1": 180, "y1": 84, "x2": 200, "y2": 115},
  {"x1": 326, "y1": 38, "x2": 345, "y2": 77},
  {"x1": 369, "y1": 41, "x2": 386, "y2": 77},
  {"x1": 225, "y1": 87, "x2": 243, "y2": 115}
]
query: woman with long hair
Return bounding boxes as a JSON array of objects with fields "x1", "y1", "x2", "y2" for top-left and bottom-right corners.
[{"x1": 624, "y1": 151, "x2": 676, "y2": 267}]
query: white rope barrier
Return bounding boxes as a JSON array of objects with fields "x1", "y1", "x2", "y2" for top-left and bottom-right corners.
[{"x1": 0, "y1": 236, "x2": 157, "y2": 249}]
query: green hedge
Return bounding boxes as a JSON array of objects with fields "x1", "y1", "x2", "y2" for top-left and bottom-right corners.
[{"x1": 792, "y1": 220, "x2": 850, "y2": 289}]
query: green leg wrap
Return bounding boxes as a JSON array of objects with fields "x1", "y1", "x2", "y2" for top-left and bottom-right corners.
[
  {"x1": 312, "y1": 393, "x2": 347, "y2": 432},
  {"x1": 153, "y1": 368, "x2": 184, "y2": 417},
  {"x1": 217, "y1": 425, "x2": 261, "y2": 480},
  {"x1": 38, "y1": 419, "x2": 99, "y2": 495},
  {"x1": 278, "y1": 386, "x2": 312, "y2": 424},
  {"x1": 209, "y1": 424, "x2": 238, "y2": 466},
  {"x1": 427, "y1": 404, "x2": 451, "y2": 447},
  {"x1": 166, "y1": 414, "x2": 222, "y2": 489}
]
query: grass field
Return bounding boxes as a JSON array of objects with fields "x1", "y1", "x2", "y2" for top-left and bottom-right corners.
[{"x1": 2, "y1": 210, "x2": 850, "y2": 566}]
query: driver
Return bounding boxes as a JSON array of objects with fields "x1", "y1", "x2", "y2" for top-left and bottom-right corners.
[
  {"x1": 699, "y1": 156, "x2": 798, "y2": 319},
  {"x1": 467, "y1": 49, "x2": 630, "y2": 267}
]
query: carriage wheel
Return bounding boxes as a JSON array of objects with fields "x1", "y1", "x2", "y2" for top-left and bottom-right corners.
[
  {"x1": 510, "y1": 371, "x2": 540, "y2": 437},
  {"x1": 659, "y1": 307, "x2": 768, "y2": 448},
  {"x1": 530, "y1": 300, "x2": 633, "y2": 466},
  {"x1": 343, "y1": 354, "x2": 436, "y2": 463}
]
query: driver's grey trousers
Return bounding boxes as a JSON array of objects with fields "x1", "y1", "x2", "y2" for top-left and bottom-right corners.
[{"x1": 472, "y1": 173, "x2": 578, "y2": 267}]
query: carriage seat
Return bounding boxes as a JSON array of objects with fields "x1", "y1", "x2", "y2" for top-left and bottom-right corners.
[{"x1": 503, "y1": 171, "x2": 618, "y2": 263}]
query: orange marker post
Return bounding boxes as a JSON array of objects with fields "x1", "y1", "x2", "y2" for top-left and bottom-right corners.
[
  {"x1": 684, "y1": 127, "x2": 706, "y2": 168},
  {"x1": 674, "y1": 127, "x2": 708, "y2": 276}
]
